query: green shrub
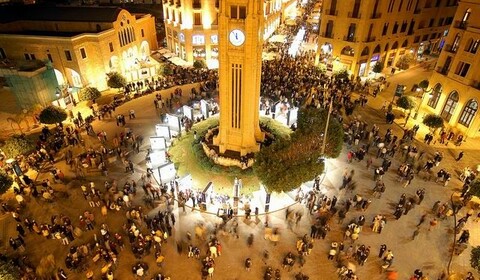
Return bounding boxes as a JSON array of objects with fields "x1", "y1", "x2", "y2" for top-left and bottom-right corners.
[
  {"x1": 39, "y1": 105, "x2": 67, "y2": 124},
  {"x1": 79, "y1": 87, "x2": 101, "y2": 101},
  {"x1": 2, "y1": 134, "x2": 35, "y2": 158}
]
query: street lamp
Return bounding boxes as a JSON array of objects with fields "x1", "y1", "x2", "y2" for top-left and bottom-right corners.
[
  {"x1": 321, "y1": 97, "x2": 333, "y2": 156},
  {"x1": 55, "y1": 88, "x2": 61, "y2": 107},
  {"x1": 413, "y1": 86, "x2": 433, "y2": 120}
]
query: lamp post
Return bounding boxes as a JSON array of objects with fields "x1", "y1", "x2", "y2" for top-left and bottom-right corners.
[
  {"x1": 321, "y1": 97, "x2": 333, "y2": 156},
  {"x1": 413, "y1": 86, "x2": 432, "y2": 120},
  {"x1": 55, "y1": 88, "x2": 61, "y2": 107}
]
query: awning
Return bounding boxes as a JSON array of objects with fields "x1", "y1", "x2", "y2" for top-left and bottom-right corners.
[{"x1": 168, "y1": 56, "x2": 190, "y2": 67}]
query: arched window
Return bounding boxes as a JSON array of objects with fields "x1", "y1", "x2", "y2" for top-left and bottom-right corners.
[
  {"x1": 401, "y1": 39, "x2": 408, "y2": 48},
  {"x1": 440, "y1": 91, "x2": 459, "y2": 121},
  {"x1": 458, "y1": 99, "x2": 478, "y2": 127},
  {"x1": 361, "y1": 46, "x2": 369, "y2": 56},
  {"x1": 384, "y1": 43, "x2": 389, "y2": 52},
  {"x1": 341, "y1": 46, "x2": 355, "y2": 56},
  {"x1": 392, "y1": 41, "x2": 398, "y2": 49},
  {"x1": 373, "y1": 45, "x2": 381, "y2": 54},
  {"x1": 428, "y1": 83, "x2": 442, "y2": 108}
]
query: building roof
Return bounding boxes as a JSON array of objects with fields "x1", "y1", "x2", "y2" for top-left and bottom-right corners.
[{"x1": 0, "y1": 6, "x2": 122, "y2": 23}]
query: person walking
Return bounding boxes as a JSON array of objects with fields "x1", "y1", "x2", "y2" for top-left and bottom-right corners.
[
  {"x1": 456, "y1": 151, "x2": 464, "y2": 161},
  {"x1": 428, "y1": 218, "x2": 438, "y2": 231},
  {"x1": 412, "y1": 227, "x2": 420, "y2": 240},
  {"x1": 245, "y1": 258, "x2": 252, "y2": 271},
  {"x1": 379, "y1": 244, "x2": 387, "y2": 258}
]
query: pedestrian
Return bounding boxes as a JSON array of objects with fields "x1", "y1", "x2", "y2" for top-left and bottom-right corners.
[
  {"x1": 417, "y1": 213, "x2": 427, "y2": 227},
  {"x1": 456, "y1": 151, "x2": 464, "y2": 161},
  {"x1": 16, "y1": 223, "x2": 25, "y2": 237},
  {"x1": 379, "y1": 244, "x2": 387, "y2": 258},
  {"x1": 245, "y1": 258, "x2": 252, "y2": 271},
  {"x1": 412, "y1": 227, "x2": 420, "y2": 240},
  {"x1": 247, "y1": 233, "x2": 254, "y2": 247},
  {"x1": 428, "y1": 218, "x2": 438, "y2": 231}
]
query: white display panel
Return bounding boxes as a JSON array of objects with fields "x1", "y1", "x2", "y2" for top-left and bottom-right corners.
[
  {"x1": 155, "y1": 124, "x2": 171, "y2": 139},
  {"x1": 200, "y1": 99, "x2": 209, "y2": 118},
  {"x1": 159, "y1": 162, "x2": 176, "y2": 183},
  {"x1": 183, "y1": 105, "x2": 194, "y2": 120},
  {"x1": 287, "y1": 107, "x2": 298, "y2": 126},
  {"x1": 150, "y1": 136, "x2": 167, "y2": 150},
  {"x1": 149, "y1": 150, "x2": 167, "y2": 166},
  {"x1": 166, "y1": 113, "x2": 181, "y2": 132}
]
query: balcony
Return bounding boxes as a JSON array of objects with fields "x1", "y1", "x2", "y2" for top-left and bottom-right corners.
[
  {"x1": 370, "y1": 12, "x2": 381, "y2": 19},
  {"x1": 436, "y1": 66, "x2": 449, "y2": 75},
  {"x1": 454, "y1": 20, "x2": 468, "y2": 29},
  {"x1": 322, "y1": 32, "x2": 334, "y2": 39},
  {"x1": 348, "y1": 12, "x2": 361, "y2": 19},
  {"x1": 365, "y1": 36, "x2": 376, "y2": 42},
  {"x1": 325, "y1": 9, "x2": 338, "y2": 16},
  {"x1": 343, "y1": 36, "x2": 356, "y2": 42},
  {"x1": 192, "y1": 2, "x2": 201, "y2": 9}
]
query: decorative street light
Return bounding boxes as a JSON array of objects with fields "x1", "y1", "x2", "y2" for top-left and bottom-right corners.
[
  {"x1": 55, "y1": 88, "x2": 62, "y2": 107},
  {"x1": 413, "y1": 86, "x2": 433, "y2": 120}
]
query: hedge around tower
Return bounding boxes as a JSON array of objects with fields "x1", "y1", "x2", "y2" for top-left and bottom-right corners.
[{"x1": 254, "y1": 107, "x2": 343, "y2": 193}]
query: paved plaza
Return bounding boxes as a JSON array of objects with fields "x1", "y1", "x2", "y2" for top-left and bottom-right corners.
[{"x1": 0, "y1": 61, "x2": 479, "y2": 280}]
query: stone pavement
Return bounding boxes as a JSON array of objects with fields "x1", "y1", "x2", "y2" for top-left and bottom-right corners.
[{"x1": 0, "y1": 66, "x2": 478, "y2": 280}]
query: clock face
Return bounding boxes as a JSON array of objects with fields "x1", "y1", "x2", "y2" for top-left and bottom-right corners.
[{"x1": 229, "y1": 29, "x2": 245, "y2": 46}]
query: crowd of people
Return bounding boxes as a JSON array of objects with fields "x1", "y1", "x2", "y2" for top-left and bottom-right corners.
[{"x1": 0, "y1": 0, "x2": 478, "y2": 279}]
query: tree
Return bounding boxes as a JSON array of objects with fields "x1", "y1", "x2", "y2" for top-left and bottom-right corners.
[
  {"x1": 2, "y1": 135, "x2": 35, "y2": 158},
  {"x1": 193, "y1": 59, "x2": 207, "y2": 69},
  {"x1": 39, "y1": 105, "x2": 67, "y2": 124},
  {"x1": 79, "y1": 87, "x2": 101, "y2": 102},
  {"x1": 396, "y1": 96, "x2": 415, "y2": 111},
  {"x1": 423, "y1": 114, "x2": 444, "y2": 132},
  {"x1": 372, "y1": 61, "x2": 384, "y2": 77},
  {"x1": 160, "y1": 63, "x2": 173, "y2": 76},
  {"x1": 396, "y1": 54, "x2": 414, "y2": 70},
  {"x1": 396, "y1": 96, "x2": 416, "y2": 126},
  {"x1": 0, "y1": 259, "x2": 20, "y2": 280},
  {"x1": 471, "y1": 246, "x2": 480, "y2": 273},
  {"x1": 419, "y1": 79, "x2": 429, "y2": 91},
  {"x1": 333, "y1": 69, "x2": 349, "y2": 80},
  {"x1": 106, "y1": 72, "x2": 127, "y2": 89},
  {"x1": 0, "y1": 170, "x2": 13, "y2": 195},
  {"x1": 254, "y1": 107, "x2": 344, "y2": 193},
  {"x1": 317, "y1": 63, "x2": 327, "y2": 74}
]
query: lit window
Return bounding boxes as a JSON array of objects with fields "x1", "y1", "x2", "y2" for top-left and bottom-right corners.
[
  {"x1": 192, "y1": 35, "x2": 205, "y2": 45},
  {"x1": 459, "y1": 100, "x2": 478, "y2": 127},
  {"x1": 210, "y1": 35, "x2": 218, "y2": 44}
]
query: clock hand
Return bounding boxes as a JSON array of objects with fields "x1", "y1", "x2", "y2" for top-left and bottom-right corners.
[{"x1": 235, "y1": 33, "x2": 238, "y2": 40}]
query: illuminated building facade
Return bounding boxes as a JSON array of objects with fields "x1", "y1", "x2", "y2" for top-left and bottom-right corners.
[
  {"x1": 162, "y1": 0, "x2": 297, "y2": 66},
  {"x1": 316, "y1": 0, "x2": 458, "y2": 77},
  {"x1": 0, "y1": 6, "x2": 158, "y2": 91},
  {"x1": 421, "y1": 0, "x2": 480, "y2": 138}
]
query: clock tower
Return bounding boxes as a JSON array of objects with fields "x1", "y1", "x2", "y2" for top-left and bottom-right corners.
[{"x1": 213, "y1": 0, "x2": 265, "y2": 156}]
